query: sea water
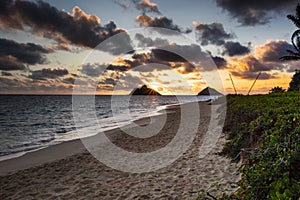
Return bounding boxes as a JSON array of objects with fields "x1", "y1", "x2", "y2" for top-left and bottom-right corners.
[{"x1": 0, "y1": 95, "x2": 218, "y2": 160}]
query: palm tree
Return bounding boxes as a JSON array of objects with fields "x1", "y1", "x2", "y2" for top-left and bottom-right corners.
[
  {"x1": 287, "y1": 4, "x2": 300, "y2": 28},
  {"x1": 280, "y1": 4, "x2": 300, "y2": 61}
]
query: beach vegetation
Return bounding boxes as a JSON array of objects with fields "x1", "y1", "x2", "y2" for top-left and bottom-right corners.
[
  {"x1": 221, "y1": 93, "x2": 300, "y2": 199},
  {"x1": 288, "y1": 70, "x2": 300, "y2": 92},
  {"x1": 269, "y1": 86, "x2": 285, "y2": 94}
]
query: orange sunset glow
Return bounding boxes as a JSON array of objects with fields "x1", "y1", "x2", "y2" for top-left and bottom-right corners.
[{"x1": 0, "y1": 0, "x2": 299, "y2": 95}]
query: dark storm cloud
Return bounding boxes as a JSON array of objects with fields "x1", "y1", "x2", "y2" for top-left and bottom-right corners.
[
  {"x1": 0, "y1": 38, "x2": 51, "y2": 66},
  {"x1": 134, "y1": 33, "x2": 169, "y2": 47},
  {"x1": 222, "y1": 41, "x2": 251, "y2": 56},
  {"x1": 0, "y1": 56, "x2": 25, "y2": 71},
  {"x1": 136, "y1": 15, "x2": 192, "y2": 34},
  {"x1": 212, "y1": 56, "x2": 227, "y2": 69},
  {"x1": 193, "y1": 22, "x2": 234, "y2": 46},
  {"x1": 215, "y1": 0, "x2": 297, "y2": 26},
  {"x1": 152, "y1": 43, "x2": 203, "y2": 62},
  {"x1": 0, "y1": 0, "x2": 132, "y2": 54},
  {"x1": 29, "y1": 68, "x2": 69, "y2": 80},
  {"x1": 151, "y1": 49, "x2": 186, "y2": 62}
]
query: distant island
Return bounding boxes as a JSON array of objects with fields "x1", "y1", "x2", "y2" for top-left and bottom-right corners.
[
  {"x1": 198, "y1": 87, "x2": 223, "y2": 96},
  {"x1": 130, "y1": 85, "x2": 161, "y2": 95}
]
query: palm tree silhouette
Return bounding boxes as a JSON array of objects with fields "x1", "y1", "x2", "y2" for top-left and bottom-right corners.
[{"x1": 280, "y1": 4, "x2": 300, "y2": 61}]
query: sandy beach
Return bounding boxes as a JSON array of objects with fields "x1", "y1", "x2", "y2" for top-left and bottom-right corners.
[{"x1": 0, "y1": 102, "x2": 240, "y2": 199}]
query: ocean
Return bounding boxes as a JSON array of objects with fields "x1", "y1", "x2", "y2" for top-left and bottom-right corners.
[{"x1": 0, "y1": 95, "x2": 217, "y2": 161}]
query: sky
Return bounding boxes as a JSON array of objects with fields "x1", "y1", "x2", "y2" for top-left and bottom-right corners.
[{"x1": 1, "y1": 0, "x2": 300, "y2": 95}]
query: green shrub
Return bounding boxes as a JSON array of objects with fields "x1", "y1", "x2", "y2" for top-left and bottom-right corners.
[{"x1": 222, "y1": 92, "x2": 300, "y2": 199}]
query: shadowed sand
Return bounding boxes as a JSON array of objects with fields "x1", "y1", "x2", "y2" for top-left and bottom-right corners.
[{"x1": 0, "y1": 102, "x2": 240, "y2": 199}]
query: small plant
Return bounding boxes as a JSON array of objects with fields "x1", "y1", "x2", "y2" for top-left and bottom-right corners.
[{"x1": 269, "y1": 86, "x2": 285, "y2": 94}]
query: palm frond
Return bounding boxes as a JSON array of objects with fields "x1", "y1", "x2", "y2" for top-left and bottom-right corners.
[
  {"x1": 287, "y1": 15, "x2": 300, "y2": 28},
  {"x1": 296, "y1": 3, "x2": 300, "y2": 18}
]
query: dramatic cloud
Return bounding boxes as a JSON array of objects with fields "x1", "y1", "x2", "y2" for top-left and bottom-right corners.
[
  {"x1": 125, "y1": 43, "x2": 219, "y2": 72},
  {"x1": 255, "y1": 40, "x2": 295, "y2": 62},
  {"x1": 79, "y1": 41, "x2": 224, "y2": 84},
  {"x1": 0, "y1": 38, "x2": 51, "y2": 69},
  {"x1": 79, "y1": 63, "x2": 131, "y2": 77},
  {"x1": 107, "y1": 64, "x2": 130, "y2": 72},
  {"x1": 212, "y1": 56, "x2": 227, "y2": 69},
  {"x1": 193, "y1": 22, "x2": 234, "y2": 46},
  {"x1": 231, "y1": 71, "x2": 276, "y2": 80},
  {"x1": 222, "y1": 41, "x2": 251, "y2": 56},
  {"x1": 134, "y1": 33, "x2": 169, "y2": 47},
  {"x1": 99, "y1": 77, "x2": 117, "y2": 86},
  {"x1": 0, "y1": 38, "x2": 51, "y2": 71},
  {"x1": 151, "y1": 43, "x2": 203, "y2": 62},
  {"x1": 114, "y1": 0, "x2": 160, "y2": 14},
  {"x1": 28, "y1": 68, "x2": 69, "y2": 80},
  {"x1": 229, "y1": 55, "x2": 271, "y2": 72},
  {"x1": 0, "y1": 75, "x2": 76, "y2": 93},
  {"x1": 0, "y1": 56, "x2": 25, "y2": 71},
  {"x1": 135, "y1": 0, "x2": 160, "y2": 14},
  {"x1": 228, "y1": 40, "x2": 298, "y2": 79},
  {"x1": 80, "y1": 63, "x2": 106, "y2": 77},
  {"x1": 0, "y1": 0, "x2": 131, "y2": 54},
  {"x1": 136, "y1": 15, "x2": 192, "y2": 34},
  {"x1": 172, "y1": 62, "x2": 197, "y2": 74},
  {"x1": 215, "y1": 0, "x2": 297, "y2": 26},
  {"x1": 229, "y1": 57, "x2": 276, "y2": 79},
  {"x1": 123, "y1": 43, "x2": 222, "y2": 72},
  {"x1": 151, "y1": 49, "x2": 186, "y2": 62},
  {"x1": 0, "y1": 77, "x2": 21, "y2": 89}
]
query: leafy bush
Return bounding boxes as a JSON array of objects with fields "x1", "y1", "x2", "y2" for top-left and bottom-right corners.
[{"x1": 222, "y1": 93, "x2": 300, "y2": 199}]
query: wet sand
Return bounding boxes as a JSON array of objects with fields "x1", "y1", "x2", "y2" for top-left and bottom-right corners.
[{"x1": 0, "y1": 102, "x2": 240, "y2": 199}]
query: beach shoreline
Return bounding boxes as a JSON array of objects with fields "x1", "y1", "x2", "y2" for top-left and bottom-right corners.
[
  {"x1": 0, "y1": 102, "x2": 182, "y2": 175},
  {"x1": 0, "y1": 96, "x2": 216, "y2": 162},
  {"x1": 0, "y1": 101, "x2": 240, "y2": 199}
]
